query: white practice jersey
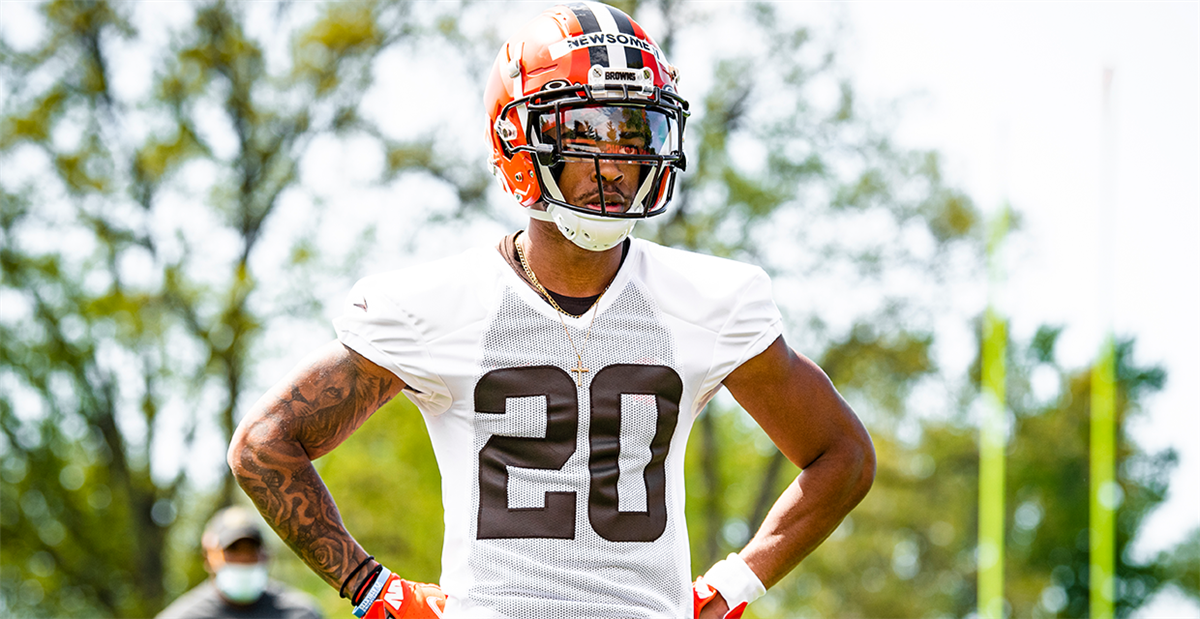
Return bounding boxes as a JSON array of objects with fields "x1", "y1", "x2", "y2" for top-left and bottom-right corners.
[{"x1": 334, "y1": 237, "x2": 782, "y2": 619}]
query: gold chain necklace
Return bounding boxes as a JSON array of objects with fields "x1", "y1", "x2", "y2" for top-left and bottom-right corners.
[{"x1": 515, "y1": 234, "x2": 608, "y2": 386}]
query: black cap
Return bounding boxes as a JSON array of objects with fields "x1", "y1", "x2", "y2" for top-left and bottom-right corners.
[{"x1": 202, "y1": 506, "x2": 264, "y2": 550}]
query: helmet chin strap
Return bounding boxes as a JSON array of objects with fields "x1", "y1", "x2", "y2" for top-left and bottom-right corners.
[
  {"x1": 526, "y1": 203, "x2": 635, "y2": 252},
  {"x1": 525, "y1": 205, "x2": 555, "y2": 223}
]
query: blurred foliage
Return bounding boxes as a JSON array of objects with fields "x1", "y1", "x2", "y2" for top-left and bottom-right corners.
[
  {"x1": 740, "y1": 327, "x2": 1195, "y2": 619},
  {"x1": 0, "y1": 0, "x2": 426, "y2": 615},
  {"x1": 1, "y1": 1, "x2": 1194, "y2": 618}
]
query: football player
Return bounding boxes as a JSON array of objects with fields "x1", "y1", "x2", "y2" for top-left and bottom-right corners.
[{"x1": 229, "y1": 3, "x2": 875, "y2": 618}]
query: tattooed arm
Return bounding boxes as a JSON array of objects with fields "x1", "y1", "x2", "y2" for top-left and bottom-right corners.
[{"x1": 228, "y1": 340, "x2": 403, "y2": 594}]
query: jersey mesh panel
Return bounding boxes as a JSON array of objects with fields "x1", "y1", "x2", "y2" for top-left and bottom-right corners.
[{"x1": 469, "y1": 282, "x2": 684, "y2": 618}]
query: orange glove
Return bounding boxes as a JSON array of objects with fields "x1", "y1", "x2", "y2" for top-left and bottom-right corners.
[
  {"x1": 693, "y1": 576, "x2": 747, "y2": 619},
  {"x1": 352, "y1": 566, "x2": 445, "y2": 618}
]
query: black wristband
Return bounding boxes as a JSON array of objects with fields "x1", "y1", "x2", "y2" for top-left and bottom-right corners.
[
  {"x1": 339, "y1": 555, "x2": 375, "y2": 599},
  {"x1": 351, "y1": 565, "x2": 385, "y2": 606}
]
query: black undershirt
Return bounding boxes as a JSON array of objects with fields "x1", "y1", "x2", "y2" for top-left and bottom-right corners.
[{"x1": 499, "y1": 232, "x2": 630, "y2": 316}]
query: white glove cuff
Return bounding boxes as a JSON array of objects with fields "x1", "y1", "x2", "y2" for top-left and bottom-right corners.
[{"x1": 703, "y1": 553, "x2": 766, "y2": 615}]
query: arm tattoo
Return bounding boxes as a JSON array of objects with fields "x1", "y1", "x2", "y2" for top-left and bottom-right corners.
[{"x1": 230, "y1": 344, "x2": 400, "y2": 589}]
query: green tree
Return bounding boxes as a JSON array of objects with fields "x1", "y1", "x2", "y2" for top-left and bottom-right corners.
[
  {"x1": 0, "y1": 0, "x2": 431, "y2": 615},
  {"x1": 740, "y1": 326, "x2": 1195, "y2": 619},
  {"x1": 1159, "y1": 528, "x2": 1200, "y2": 611},
  {"x1": 999, "y1": 331, "x2": 1193, "y2": 618}
]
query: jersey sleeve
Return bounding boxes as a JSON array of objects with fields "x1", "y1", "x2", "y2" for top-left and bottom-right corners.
[
  {"x1": 332, "y1": 274, "x2": 453, "y2": 415},
  {"x1": 701, "y1": 267, "x2": 783, "y2": 400}
]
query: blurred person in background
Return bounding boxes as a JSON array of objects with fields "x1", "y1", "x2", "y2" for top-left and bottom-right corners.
[{"x1": 156, "y1": 506, "x2": 324, "y2": 619}]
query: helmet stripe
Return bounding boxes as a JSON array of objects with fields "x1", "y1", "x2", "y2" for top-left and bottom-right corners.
[
  {"x1": 567, "y1": 2, "x2": 634, "y2": 70},
  {"x1": 583, "y1": 2, "x2": 627, "y2": 69},
  {"x1": 608, "y1": 6, "x2": 635, "y2": 33},
  {"x1": 565, "y1": 3, "x2": 610, "y2": 67},
  {"x1": 604, "y1": 5, "x2": 644, "y2": 69},
  {"x1": 568, "y1": 2, "x2": 601, "y2": 33}
]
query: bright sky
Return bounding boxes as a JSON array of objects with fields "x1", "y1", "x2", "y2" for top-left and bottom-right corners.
[{"x1": 837, "y1": 2, "x2": 1198, "y2": 616}]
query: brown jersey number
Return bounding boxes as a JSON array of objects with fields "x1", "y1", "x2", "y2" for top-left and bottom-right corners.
[{"x1": 474, "y1": 364, "x2": 682, "y2": 543}]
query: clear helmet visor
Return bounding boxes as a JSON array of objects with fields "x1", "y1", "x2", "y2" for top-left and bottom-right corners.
[{"x1": 534, "y1": 105, "x2": 680, "y2": 217}]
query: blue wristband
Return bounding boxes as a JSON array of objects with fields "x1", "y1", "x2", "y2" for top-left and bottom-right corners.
[{"x1": 352, "y1": 566, "x2": 392, "y2": 618}]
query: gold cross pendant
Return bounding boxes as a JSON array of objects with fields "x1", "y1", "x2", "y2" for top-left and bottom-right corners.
[{"x1": 569, "y1": 358, "x2": 589, "y2": 386}]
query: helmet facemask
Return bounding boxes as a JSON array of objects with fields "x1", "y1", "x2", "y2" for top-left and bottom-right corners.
[{"x1": 497, "y1": 79, "x2": 688, "y2": 250}]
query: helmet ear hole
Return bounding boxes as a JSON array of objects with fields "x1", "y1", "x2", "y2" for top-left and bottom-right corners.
[{"x1": 494, "y1": 117, "x2": 520, "y2": 158}]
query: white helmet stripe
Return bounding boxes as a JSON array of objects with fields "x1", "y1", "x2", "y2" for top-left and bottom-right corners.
[{"x1": 630, "y1": 166, "x2": 656, "y2": 213}]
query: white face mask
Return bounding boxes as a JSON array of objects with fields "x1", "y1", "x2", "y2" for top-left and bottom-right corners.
[{"x1": 214, "y1": 562, "x2": 268, "y2": 604}]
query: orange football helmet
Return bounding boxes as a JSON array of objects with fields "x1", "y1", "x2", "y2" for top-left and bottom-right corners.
[{"x1": 484, "y1": 2, "x2": 689, "y2": 251}]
